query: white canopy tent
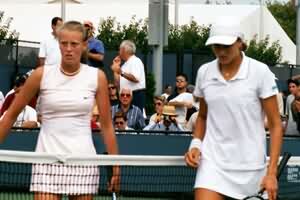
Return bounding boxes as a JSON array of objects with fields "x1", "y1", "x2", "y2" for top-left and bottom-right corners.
[{"x1": 0, "y1": 0, "x2": 296, "y2": 64}]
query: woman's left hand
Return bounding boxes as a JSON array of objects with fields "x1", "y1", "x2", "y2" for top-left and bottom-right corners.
[
  {"x1": 260, "y1": 174, "x2": 278, "y2": 200},
  {"x1": 108, "y1": 166, "x2": 121, "y2": 193}
]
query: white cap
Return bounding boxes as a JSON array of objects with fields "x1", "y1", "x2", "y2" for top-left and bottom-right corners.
[{"x1": 205, "y1": 17, "x2": 244, "y2": 46}]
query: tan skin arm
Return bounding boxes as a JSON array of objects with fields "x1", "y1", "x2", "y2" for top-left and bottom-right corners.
[
  {"x1": 95, "y1": 70, "x2": 120, "y2": 192},
  {"x1": 88, "y1": 52, "x2": 104, "y2": 62},
  {"x1": 0, "y1": 68, "x2": 43, "y2": 142},
  {"x1": 168, "y1": 101, "x2": 193, "y2": 108},
  {"x1": 111, "y1": 56, "x2": 139, "y2": 84},
  {"x1": 38, "y1": 58, "x2": 45, "y2": 67},
  {"x1": 184, "y1": 97, "x2": 207, "y2": 168},
  {"x1": 261, "y1": 95, "x2": 283, "y2": 200}
]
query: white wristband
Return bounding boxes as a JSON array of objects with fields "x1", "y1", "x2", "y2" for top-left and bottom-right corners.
[{"x1": 189, "y1": 138, "x2": 202, "y2": 151}]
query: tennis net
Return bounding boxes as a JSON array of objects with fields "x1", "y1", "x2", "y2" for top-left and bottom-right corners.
[
  {"x1": 0, "y1": 150, "x2": 300, "y2": 200},
  {"x1": 0, "y1": 150, "x2": 195, "y2": 200}
]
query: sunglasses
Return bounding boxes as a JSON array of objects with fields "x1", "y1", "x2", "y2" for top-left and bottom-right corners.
[
  {"x1": 115, "y1": 121, "x2": 124, "y2": 125},
  {"x1": 109, "y1": 86, "x2": 116, "y2": 90},
  {"x1": 120, "y1": 93, "x2": 131, "y2": 98}
]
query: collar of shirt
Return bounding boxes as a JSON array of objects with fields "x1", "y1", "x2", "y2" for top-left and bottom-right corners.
[{"x1": 207, "y1": 52, "x2": 250, "y2": 82}]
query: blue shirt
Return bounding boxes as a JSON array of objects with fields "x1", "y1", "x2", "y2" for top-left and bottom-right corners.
[
  {"x1": 111, "y1": 104, "x2": 146, "y2": 130},
  {"x1": 87, "y1": 37, "x2": 105, "y2": 68}
]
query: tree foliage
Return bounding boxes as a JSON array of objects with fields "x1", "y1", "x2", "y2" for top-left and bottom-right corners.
[
  {"x1": 96, "y1": 16, "x2": 282, "y2": 65},
  {"x1": 96, "y1": 16, "x2": 149, "y2": 53},
  {"x1": 0, "y1": 11, "x2": 18, "y2": 45},
  {"x1": 246, "y1": 36, "x2": 282, "y2": 66},
  {"x1": 267, "y1": 0, "x2": 296, "y2": 43}
]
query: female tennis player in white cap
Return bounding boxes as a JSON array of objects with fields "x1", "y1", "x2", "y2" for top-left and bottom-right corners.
[
  {"x1": 0, "y1": 21, "x2": 119, "y2": 200},
  {"x1": 185, "y1": 17, "x2": 283, "y2": 200}
]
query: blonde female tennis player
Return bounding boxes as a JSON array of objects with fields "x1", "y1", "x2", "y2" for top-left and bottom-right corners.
[
  {"x1": 185, "y1": 17, "x2": 282, "y2": 200},
  {"x1": 0, "y1": 21, "x2": 119, "y2": 200}
]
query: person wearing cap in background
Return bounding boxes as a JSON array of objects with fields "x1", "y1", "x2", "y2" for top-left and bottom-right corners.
[
  {"x1": 83, "y1": 20, "x2": 105, "y2": 68},
  {"x1": 185, "y1": 17, "x2": 282, "y2": 200},
  {"x1": 143, "y1": 105, "x2": 184, "y2": 131},
  {"x1": 38, "y1": 17, "x2": 63, "y2": 67}
]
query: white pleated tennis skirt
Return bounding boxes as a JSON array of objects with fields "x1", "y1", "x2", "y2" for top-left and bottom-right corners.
[
  {"x1": 194, "y1": 159, "x2": 266, "y2": 199},
  {"x1": 30, "y1": 163, "x2": 100, "y2": 195}
]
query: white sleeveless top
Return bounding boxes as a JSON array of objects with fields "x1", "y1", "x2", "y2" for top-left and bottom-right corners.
[{"x1": 36, "y1": 64, "x2": 98, "y2": 155}]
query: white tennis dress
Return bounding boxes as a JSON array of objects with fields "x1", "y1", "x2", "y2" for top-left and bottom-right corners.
[
  {"x1": 193, "y1": 53, "x2": 278, "y2": 199},
  {"x1": 30, "y1": 64, "x2": 99, "y2": 195}
]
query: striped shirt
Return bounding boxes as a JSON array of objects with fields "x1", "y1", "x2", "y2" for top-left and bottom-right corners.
[{"x1": 111, "y1": 104, "x2": 146, "y2": 130}]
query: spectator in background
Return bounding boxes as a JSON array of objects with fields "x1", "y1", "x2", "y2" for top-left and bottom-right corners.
[
  {"x1": 4, "y1": 95, "x2": 38, "y2": 129},
  {"x1": 144, "y1": 105, "x2": 184, "y2": 131},
  {"x1": 113, "y1": 111, "x2": 134, "y2": 131},
  {"x1": 186, "y1": 84, "x2": 199, "y2": 121},
  {"x1": 185, "y1": 111, "x2": 198, "y2": 132},
  {"x1": 148, "y1": 96, "x2": 165, "y2": 125},
  {"x1": 38, "y1": 17, "x2": 63, "y2": 66},
  {"x1": 108, "y1": 82, "x2": 119, "y2": 106},
  {"x1": 111, "y1": 88, "x2": 145, "y2": 130},
  {"x1": 285, "y1": 79, "x2": 299, "y2": 135},
  {"x1": 0, "y1": 73, "x2": 38, "y2": 129},
  {"x1": 111, "y1": 40, "x2": 146, "y2": 112},
  {"x1": 83, "y1": 20, "x2": 105, "y2": 68},
  {"x1": 1, "y1": 71, "x2": 37, "y2": 117},
  {"x1": 161, "y1": 84, "x2": 172, "y2": 100},
  {"x1": 168, "y1": 73, "x2": 194, "y2": 127},
  {"x1": 0, "y1": 91, "x2": 4, "y2": 110}
]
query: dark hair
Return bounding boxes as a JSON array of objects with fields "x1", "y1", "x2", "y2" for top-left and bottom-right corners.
[
  {"x1": 114, "y1": 111, "x2": 127, "y2": 122},
  {"x1": 51, "y1": 17, "x2": 63, "y2": 26},
  {"x1": 287, "y1": 79, "x2": 299, "y2": 86},
  {"x1": 176, "y1": 73, "x2": 188, "y2": 82}
]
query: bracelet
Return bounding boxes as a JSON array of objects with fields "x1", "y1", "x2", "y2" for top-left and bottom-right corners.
[{"x1": 189, "y1": 138, "x2": 202, "y2": 151}]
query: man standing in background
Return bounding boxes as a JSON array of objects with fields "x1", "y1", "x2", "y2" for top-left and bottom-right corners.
[
  {"x1": 111, "y1": 40, "x2": 146, "y2": 112},
  {"x1": 38, "y1": 17, "x2": 63, "y2": 66},
  {"x1": 83, "y1": 20, "x2": 105, "y2": 68}
]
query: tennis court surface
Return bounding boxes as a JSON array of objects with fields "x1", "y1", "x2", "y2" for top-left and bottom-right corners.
[{"x1": 0, "y1": 150, "x2": 299, "y2": 200}]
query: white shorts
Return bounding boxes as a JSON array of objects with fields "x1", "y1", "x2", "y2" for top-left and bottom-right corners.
[
  {"x1": 30, "y1": 163, "x2": 100, "y2": 195},
  {"x1": 194, "y1": 159, "x2": 266, "y2": 199}
]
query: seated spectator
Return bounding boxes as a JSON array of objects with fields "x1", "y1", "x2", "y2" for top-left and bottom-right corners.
[
  {"x1": 148, "y1": 96, "x2": 165, "y2": 125},
  {"x1": 111, "y1": 88, "x2": 145, "y2": 130},
  {"x1": 1, "y1": 84, "x2": 38, "y2": 129},
  {"x1": 161, "y1": 84, "x2": 172, "y2": 100},
  {"x1": 12, "y1": 105, "x2": 38, "y2": 128},
  {"x1": 91, "y1": 104, "x2": 101, "y2": 130},
  {"x1": 144, "y1": 105, "x2": 184, "y2": 131},
  {"x1": 1, "y1": 71, "x2": 37, "y2": 116},
  {"x1": 113, "y1": 111, "x2": 134, "y2": 132},
  {"x1": 108, "y1": 82, "x2": 119, "y2": 106}
]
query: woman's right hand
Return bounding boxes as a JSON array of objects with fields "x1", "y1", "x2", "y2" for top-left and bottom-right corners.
[{"x1": 184, "y1": 148, "x2": 201, "y2": 168}]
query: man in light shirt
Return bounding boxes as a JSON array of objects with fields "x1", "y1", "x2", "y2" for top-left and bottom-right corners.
[
  {"x1": 38, "y1": 17, "x2": 63, "y2": 66},
  {"x1": 168, "y1": 73, "x2": 193, "y2": 126},
  {"x1": 111, "y1": 40, "x2": 146, "y2": 112}
]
